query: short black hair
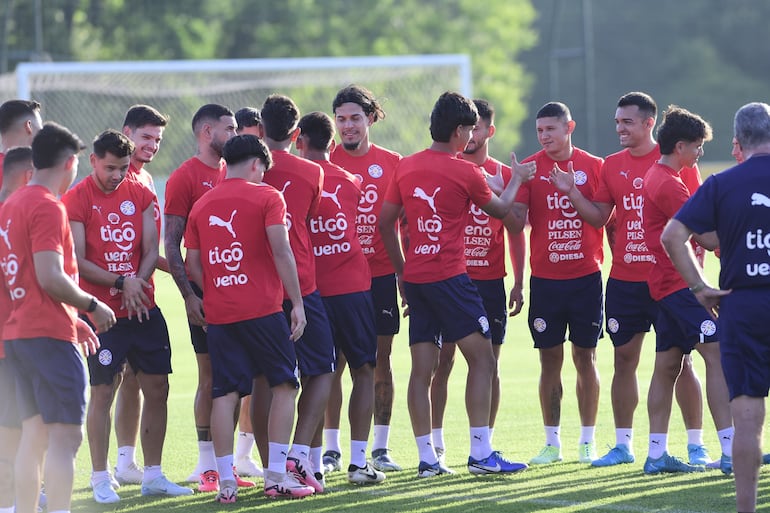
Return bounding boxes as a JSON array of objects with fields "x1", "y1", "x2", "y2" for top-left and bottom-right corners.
[
  {"x1": 617, "y1": 92, "x2": 657, "y2": 119},
  {"x1": 298, "y1": 112, "x2": 335, "y2": 151},
  {"x1": 473, "y1": 99, "x2": 495, "y2": 125},
  {"x1": 31, "y1": 122, "x2": 86, "y2": 169},
  {"x1": 93, "y1": 129, "x2": 135, "y2": 159},
  {"x1": 261, "y1": 95, "x2": 300, "y2": 142},
  {"x1": 656, "y1": 105, "x2": 713, "y2": 155},
  {"x1": 536, "y1": 102, "x2": 571, "y2": 121},
  {"x1": 332, "y1": 85, "x2": 386, "y2": 122},
  {"x1": 235, "y1": 107, "x2": 261, "y2": 130},
  {"x1": 123, "y1": 104, "x2": 168, "y2": 130},
  {"x1": 0, "y1": 100, "x2": 41, "y2": 134},
  {"x1": 429, "y1": 92, "x2": 478, "y2": 143},
  {"x1": 2, "y1": 146, "x2": 33, "y2": 179},
  {"x1": 222, "y1": 134, "x2": 273, "y2": 171},
  {"x1": 191, "y1": 104, "x2": 234, "y2": 134}
]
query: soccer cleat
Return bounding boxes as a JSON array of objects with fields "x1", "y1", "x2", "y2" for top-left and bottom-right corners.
[
  {"x1": 264, "y1": 472, "x2": 315, "y2": 499},
  {"x1": 215, "y1": 479, "x2": 238, "y2": 504},
  {"x1": 347, "y1": 462, "x2": 386, "y2": 484},
  {"x1": 417, "y1": 460, "x2": 455, "y2": 478},
  {"x1": 371, "y1": 448, "x2": 403, "y2": 472},
  {"x1": 233, "y1": 466, "x2": 256, "y2": 488},
  {"x1": 687, "y1": 444, "x2": 712, "y2": 465},
  {"x1": 643, "y1": 452, "x2": 706, "y2": 474},
  {"x1": 314, "y1": 472, "x2": 326, "y2": 491},
  {"x1": 322, "y1": 450, "x2": 342, "y2": 473},
  {"x1": 591, "y1": 445, "x2": 635, "y2": 467},
  {"x1": 92, "y1": 479, "x2": 120, "y2": 504},
  {"x1": 764, "y1": 453, "x2": 770, "y2": 465},
  {"x1": 141, "y1": 475, "x2": 194, "y2": 497},
  {"x1": 436, "y1": 447, "x2": 447, "y2": 465},
  {"x1": 287, "y1": 456, "x2": 324, "y2": 493},
  {"x1": 706, "y1": 454, "x2": 732, "y2": 475},
  {"x1": 468, "y1": 451, "x2": 528, "y2": 475},
  {"x1": 235, "y1": 457, "x2": 264, "y2": 477},
  {"x1": 578, "y1": 442, "x2": 597, "y2": 463},
  {"x1": 114, "y1": 462, "x2": 143, "y2": 485},
  {"x1": 110, "y1": 473, "x2": 121, "y2": 489},
  {"x1": 529, "y1": 445, "x2": 563, "y2": 465},
  {"x1": 198, "y1": 469, "x2": 220, "y2": 493}
]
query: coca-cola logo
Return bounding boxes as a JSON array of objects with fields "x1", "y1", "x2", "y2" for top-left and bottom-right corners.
[
  {"x1": 465, "y1": 247, "x2": 490, "y2": 257},
  {"x1": 625, "y1": 241, "x2": 648, "y2": 252},
  {"x1": 547, "y1": 240, "x2": 582, "y2": 251},
  {"x1": 358, "y1": 234, "x2": 374, "y2": 245}
]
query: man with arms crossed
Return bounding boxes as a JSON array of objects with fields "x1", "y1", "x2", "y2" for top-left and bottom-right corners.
[
  {"x1": 186, "y1": 134, "x2": 313, "y2": 501},
  {"x1": 549, "y1": 92, "x2": 709, "y2": 467},
  {"x1": 379, "y1": 92, "x2": 532, "y2": 477},
  {"x1": 0, "y1": 122, "x2": 116, "y2": 513},
  {"x1": 663, "y1": 101, "x2": 770, "y2": 513}
]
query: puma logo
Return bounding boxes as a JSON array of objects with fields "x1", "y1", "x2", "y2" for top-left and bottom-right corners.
[
  {"x1": 280, "y1": 181, "x2": 292, "y2": 195},
  {"x1": 92, "y1": 205, "x2": 103, "y2": 216},
  {"x1": 0, "y1": 219, "x2": 10, "y2": 250},
  {"x1": 322, "y1": 184, "x2": 342, "y2": 210},
  {"x1": 209, "y1": 210, "x2": 237, "y2": 238},
  {"x1": 381, "y1": 308, "x2": 394, "y2": 318},
  {"x1": 539, "y1": 175, "x2": 551, "y2": 182},
  {"x1": 413, "y1": 186, "x2": 440, "y2": 214},
  {"x1": 202, "y1": 180, "x2": 214, "y2": 190},
  {"x1": 751, "y1": 192, "x2": 770, "y2": 207},
  {"x1": 619, "y1": 170, "x2": 630, "y2": 179}
]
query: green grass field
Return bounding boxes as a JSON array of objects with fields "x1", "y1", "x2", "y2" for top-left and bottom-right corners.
[{"x1": 67, "y1": 198, "x2": 768, "y2": 512}]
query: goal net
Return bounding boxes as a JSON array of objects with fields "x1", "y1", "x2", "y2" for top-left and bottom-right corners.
[{"x1": 11, "y1": 55, "x2": 471, "y2": 178}]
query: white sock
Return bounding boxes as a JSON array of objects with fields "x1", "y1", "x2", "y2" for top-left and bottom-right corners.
[
  {"x1": 545, "y1": 425, "x2": 561, "y2": 447},
  {"x1": 489, "y1": 426, "x2": 495, "y2": 444},
  {"x1": 216, "y1": 455, "x2": 235, "y2": 481},
  {"x1": 470, "y1": 426, "x2": 492, "y2": 460},
  {"x1": 686, "y1": 429, "x2": 704, "y2": 447},
  {"x1": 235, "y1": 432, "x2": 255, "y2": 461},
  {"x1": 416, "y1": 434, "x2": 437, "y2": 464},
  {"x1": 372, "y1": 424, "x2": 390, "y2": 451},
  {"x1": 649, "y1": 433, "x2": 668, "y2": 459},
  {"x1": 324, "y1": 429, "x2": 341, "y2": 454},
  {"x1": 289, "y1": 444, "x2": 311, "y2": 460},
  {"x1": 718, "y1": 427, "x2": 734, "y2": 457},
  {"x1": 432, "y1": 428, "x2": 445, "y2": 451},
  {"x1": 579, "y1": 425, "x2": 596, "y2": 445},
  {"x1": 616, "y1": 428, "x2": 633, "y2": 450},
  {"x1": 0, "y1": 506, "x2": 15, "y2": 513},
  {"x1": 267, "y1": 442, "x2": 290, "y2": 474},
  {"x1": 142, "y1": 464, "x2": 162, "y2": 483},
  {"x1": 310, "y1": 446, "x2": 323, "y2": 474},
  {"x1": 198, "y1": 440, "x2": 217, "y2": 471},
  {"x1": 116, "y1": 446, "x2": 137, "y2": 470},
  {"x1": 91, "y1": 470, "x2": 110, "y2": 485},
  {"x1": 350, "y1": 440, "x2": 368, "y2": 468}
]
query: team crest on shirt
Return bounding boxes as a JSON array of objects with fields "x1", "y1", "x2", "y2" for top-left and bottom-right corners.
[
  {"x1": 574, "y1": 170, "x2": 588, "y2": 186},
  {"x1": 98, "y1": 349, "x2": 113, "y2": 366},
  {"x1": 478, "y1": 316, "x2": 489, "y2": 334},
  {"x1": 120, "y1": 201, "x2": 136, "y2": 216},
  {"x1": 700, "y1": 320, "x2": 717, "y2": 337},
  {"x1": 633, "y1": 177, "x2": 644, "y2": 190},
  {"x1": 607, "y1": 318, "x2": 620, "y2": 333},
  {"x1": 533, "y1": 317, "x2": 547, "y2": 333},
  {"x1": 368, "y1": 164, "x2": 383, "y2": 179}
]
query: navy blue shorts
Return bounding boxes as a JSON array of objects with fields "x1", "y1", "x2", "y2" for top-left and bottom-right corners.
[
  {"x1": 404, "y1": 274, "x2": 490, "y2": 347},
  {"x1": 0, "y1": 357, "x2": 20, "y2": 428},
  {"x1": 371, "y1": 274, "x2": 400, "y2": 336},
  {"x1": 528, "y1": 272, "x2": 603, "y2": 349},
  {"x1": 322, "y1": 291, "x2": 377, "y2": 369},
  {"x1": 188, "y1": 281, "x2": 208, "y2": 354},
  {"x1": 86, "y1": 307, "x2": 172, "y2": 386},
  {"x1": 656, "y1": 288, "x2": 718, "y2": 353},
  {"x1": 283, "y1": 290, "x2": 336, "y2": 377},
  {"x1": 473, "y1": 278, "x2": 507, "y2": 345},
  {"x1": 718, "y1": 290, "x2": 770, "y2": 399},
  {"x1": 207, "y1": 313, "x2": 299, "y2": 398},
  {"x1": 5, "y1": 338, "x2": 87, "y2": 425},
  {"x1": 605, "y1": 278, "x2": 657, "y2": 347}
]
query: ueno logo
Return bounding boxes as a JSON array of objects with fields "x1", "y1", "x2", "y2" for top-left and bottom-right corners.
[
  {"x1": 209, "y1": 242, "x2": 244, "y2": 272},
  {"x1": 100, "y1": 221, "x2": 136, "y2": 251}
]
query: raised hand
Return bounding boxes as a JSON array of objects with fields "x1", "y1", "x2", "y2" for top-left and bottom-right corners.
[
  {"x1": 511, "y1": 152, "x2": 536, "y2": 182},
  {"x1": 550, "y1": 161, "x2": 575, "y2": 194}
]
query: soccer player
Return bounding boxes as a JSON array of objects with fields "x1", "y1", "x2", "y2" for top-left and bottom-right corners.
[
  {"x1": 0, "y1": 146, "x2": 33, "y2": 513},
  {"x1": 640, "y1": 105, "x2": 732, "y2": 474},
  {"x1": 185, "y1": 134, "x2": 314, "y2": 501},
  {"x1": 508, "y1": 102, "x2": 604, "y2": 465},
  {"x1": 328, "y1": 84, "x2": 404, "y2": 472},
  {"x1": 257, "y1": 96, "x2": 340, "y2": 490},
  {"x1": 549, "y1": 92, "x2": 709, "y2": 467},
  {"x1": 235, "y1": 107, "x2": 263, "y2": 137},
  {"x1": 163, "y1": 104, "x2": 239, "y2": 491},
  {"x1": 110, "y1": 103, "x2": 170, "y2": 485},
  {"x1": 62, "y1": 130, "x2": 193, "y2": 503},
  {"x1": 662, "y1": 101, "x2": 770, "y2": 513},
  {"x1": 0, "y1": 100, "x2": 42, "y2": 187},
  {"x1": 298, "y1": 110, "x2": 386, "y2": 485},
  {"x1": 0, "y1": 122, "x2": 116, "y2": 513},
  {"x1": 429, "y1": 99, "x2": 527, "y2": 468},
  {"x1": 379, "y1": 91, "x2": 532, "y2": 477}
]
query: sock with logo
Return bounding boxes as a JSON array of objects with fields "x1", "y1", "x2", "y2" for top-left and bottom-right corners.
[
  {"x1": 416, "y1": 434, "x2": 438, "y2": 465},
  {"x1": 648, "y1": 433, "x2": 667, "y2": 460},
  {"x1": 142, "y1": 465, "x2": 162, "y2": 484},
  {"x1": 579, "y1": 425, "x2": 596, "y2": 445},
  {"x1": 289, "y1": 444, "x2": 311, "y2": 460},
  {"x1": 267, "y1": 442, "x2": 290, "y2": 474},
  {"x1": 431, "y1": 428, "x2": 445, "y2": 452},
  {"x1": 372, "y1": 424, "x2": 390, "y2": 451},
  {"x1": 469, "y1": 426, "x2": 492, "y2": 460},
  {"x1": 718, "y1": 427, "x2": 734, "y2": 457},
  {"x1": 235, "y1": 432, "x2": 255, "y2": 462},
  {"x1": 545, "y1": 425, "x2": 561, "y2": 448},
  {"x1": 350, "y1": 440, "x2": 368, "y2": 468},
  {"x1": 616, "y1": 428, "x2": 633, "y2": 450},
  {"x1": 116, "y1": 446, "x2": 137, "y2": 471},
  {"x1": 215, "y1": 456, "x2": 234, "y2": 482}
]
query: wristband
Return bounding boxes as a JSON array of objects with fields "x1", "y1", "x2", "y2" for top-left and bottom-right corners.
[
  {"x1": 86, "y1": 297, "x2": 98, "y2": 313},
  {"x1": 114, "y1": 275, "x2": 125, "y2": 290},
  {"x1": 689, "y1": 282, "x2": 706, "y2": 294}
]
